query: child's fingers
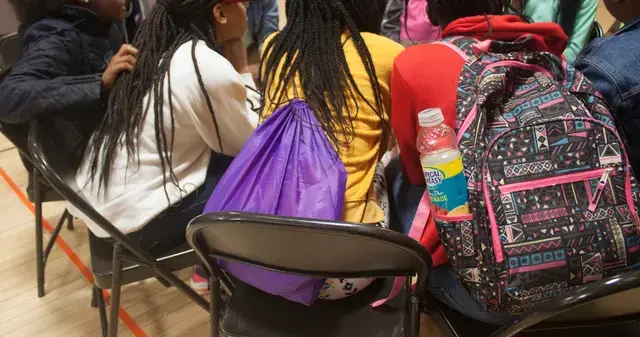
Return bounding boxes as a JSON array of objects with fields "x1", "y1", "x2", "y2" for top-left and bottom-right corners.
[
  {"x1": 120, "y1": 55, "x2": 137, "y2": 67},
  {"x1": 110, "y1": 61, "x2": 134, "y2": 74},
  {"x1": 117, "y1": 44, "x2": 139, "y2": 57}
]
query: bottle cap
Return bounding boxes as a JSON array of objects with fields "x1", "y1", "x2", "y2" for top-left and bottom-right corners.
[{"x1": 418, "y1": 108, "x2": 444, "y2": 127}]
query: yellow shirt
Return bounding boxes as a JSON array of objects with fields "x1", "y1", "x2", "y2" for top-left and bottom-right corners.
[{"x1": 262, "y1": 32, "x2": 404, "y2": 224}]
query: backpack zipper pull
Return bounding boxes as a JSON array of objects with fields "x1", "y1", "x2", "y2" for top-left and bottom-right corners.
[{"x1": 589, "y1": 169, "x2": 613, "y2": 212}]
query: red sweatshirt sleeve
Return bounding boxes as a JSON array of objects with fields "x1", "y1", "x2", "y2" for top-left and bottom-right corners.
[{"x1": 391, "y1": 63, "x2": 424, "y2": 185}]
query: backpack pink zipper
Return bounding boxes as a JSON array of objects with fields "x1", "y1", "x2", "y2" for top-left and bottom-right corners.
[
  {"x1": 499, "y1": 168, "x2": 614, "y2": 194},
  {"x1": 499, "y1": 168, "x2": 615, "y2": 212}
]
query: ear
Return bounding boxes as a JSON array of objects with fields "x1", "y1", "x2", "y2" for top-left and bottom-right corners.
[{"x1": 213, "y1": 4, "x2": 227, "y2": 24}]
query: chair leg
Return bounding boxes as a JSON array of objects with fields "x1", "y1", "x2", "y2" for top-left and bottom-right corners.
[
  {"x1": 33, "y1": 169, "x2": 45, "y2": 298},
  {"x1": 91, "y1": 286, "x2": 98, "y2": 308},
  {"x1": 67, "y1": 212, "x2": 74, "y2": 230},
  {"x1": 108, "y1": 243, "x2": 123, "y2": 337},
  {"x1": 409, "y1": 295, "x2": 420, "y2": 337},
  {"x1": 406, "y1": 277, "x2": 420, "y2": 337},
  {"x1": 95, "y1": 286, "x2": 108, "y2": 337},
  {"x1": 210, "y1": 275, "x2": 221, "y2": 337},
  {"x1": 43, "y1": 209, "x2": 68, "y2": 266}
]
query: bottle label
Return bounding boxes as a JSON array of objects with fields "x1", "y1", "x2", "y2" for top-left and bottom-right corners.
[{"x1": 422, "y1": 156, "x2": 470, "y2": 216}]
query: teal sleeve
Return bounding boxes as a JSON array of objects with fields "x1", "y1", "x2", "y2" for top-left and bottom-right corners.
[
  {"x1": 521, "y1": 0, "x2": 557, "y2": 23},
  {"x1": 563, "y1": 0, "x2": 598, "y2": 64},
  {"x1": 521, "y1": 0, "x2": 597, "y2": 64}
]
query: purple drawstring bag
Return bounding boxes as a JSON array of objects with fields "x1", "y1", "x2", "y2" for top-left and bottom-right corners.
[{"x1": 203, "y1": 100, "x2": 347, "y2": 306}]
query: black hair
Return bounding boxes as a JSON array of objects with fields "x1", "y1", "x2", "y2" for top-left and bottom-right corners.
[
  {"x1": 87, "y1": 0, "x2": 222, "y2": 201},
  {"x1": 8, "y1": 0, "x2": 71, "y2": 24},
  {"x1": 259, "y1": 0, "x2": 388, "y2": 150},
  {"x1": 429, "y1": 0, "x2": 505, "y2": 27}
]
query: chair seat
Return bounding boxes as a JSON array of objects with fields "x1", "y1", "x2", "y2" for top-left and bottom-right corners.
[
  {"x1": 220, "y1": 277, "x2": 407, "y2": 337},
  {"x1": 89, "y1": 233, "x2": 200, "y2": 289}
]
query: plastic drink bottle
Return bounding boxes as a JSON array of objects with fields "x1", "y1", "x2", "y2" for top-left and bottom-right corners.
[{"x1": 417, "y1": 108, "x2": 470, "y2": 216}]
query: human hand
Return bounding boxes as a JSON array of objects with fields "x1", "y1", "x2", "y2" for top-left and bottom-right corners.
[{"x1": 102, "y1": 44, "x2": 138, "y2": 92}]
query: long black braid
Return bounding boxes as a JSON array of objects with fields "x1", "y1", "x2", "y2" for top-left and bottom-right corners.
[
  {"x1": 87, "y1": 0, "x2": 223, "y2": 203},
  {"x1": 429, "y1": 0, "x2": 505, "y2": 27},
  {"x1": 259, "y1": 0, "x2": 388, "y2": 150}
]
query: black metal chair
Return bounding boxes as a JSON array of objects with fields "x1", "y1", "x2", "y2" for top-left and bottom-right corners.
[
  {"x1": 425, "y1": 268, "x2": 640, "y2": 337},
  {"x1": 186, "y1": 211, "x2": 433, "y2": 337},
  {"x1": 28, "y1": 119, "x2": 209, "y2": 337},
  {"x1": 588, "y1": 21, "x2": 604, "y2": 44}
]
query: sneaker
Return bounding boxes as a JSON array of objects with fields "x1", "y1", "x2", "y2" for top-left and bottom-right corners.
[{"x1": 190, "y1": 265, "x2": 209, "y2": 295}]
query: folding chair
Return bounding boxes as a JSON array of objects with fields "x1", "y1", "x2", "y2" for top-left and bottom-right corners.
[
  {"x1": 186, "y1": 211, "x2": 432, "y2": 337},
  {"x1": 0, "y1": 53, "x2": 75, "y2": 297},
  {"x1": 425, "y1": 268, "x2": 640, "y2": 337},
  {"x1": 28, "y1": 120, "x2": 209, "y2": 337}
]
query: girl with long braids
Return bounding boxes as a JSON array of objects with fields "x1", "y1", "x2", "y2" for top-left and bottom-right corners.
[
  {"x1": 388, "y1": 0, "x2": 568, "y2": 323},
  {"x1": 70, "y1": 0, "x2": 258, "y2": 251},
  {"x1": 260, "y1": 0, "x2": 404, "y2": 300}
]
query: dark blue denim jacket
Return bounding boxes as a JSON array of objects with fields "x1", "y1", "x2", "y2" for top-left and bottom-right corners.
[{"x1": 575, "y1": 17, "x2": 640, "y2": 173}]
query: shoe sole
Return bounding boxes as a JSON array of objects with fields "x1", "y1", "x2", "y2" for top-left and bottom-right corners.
[{"x1": 190, "y1": 278, "x2": 209, "y2": 295}]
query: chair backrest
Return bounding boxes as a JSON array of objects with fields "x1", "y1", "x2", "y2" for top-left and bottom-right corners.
[
  {"x1": 495, "y1": 269, "x2": 640, "y2": 336},
  {"x1": 27, "y1": 119, "x2": 157, "y2": 262},
  {"x1": 186, "y1": 212, "x2": 432, "y2": 293},
  {"x1": 588, "y1": 21, "x2": 604, "y2": 44},
  {"x1": 0, "y1": 32, "x2": 20, "y2": 74}
]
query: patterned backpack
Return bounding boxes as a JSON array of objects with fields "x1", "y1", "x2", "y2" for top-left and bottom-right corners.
[{"x1": 433, "y1": 36, "x2": 640, "y2": 314}]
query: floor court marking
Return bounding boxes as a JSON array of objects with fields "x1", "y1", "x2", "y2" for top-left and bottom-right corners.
[{"x1": 0, "y1": 167, "x2": 147, "y2": 337}]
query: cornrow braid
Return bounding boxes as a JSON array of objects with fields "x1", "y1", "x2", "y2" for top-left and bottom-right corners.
[
  {"x1": 259, "y1": 0, "x2": 388, "y2": 150},
  {"x1": 87, "y1": 0, "x2": 222, "y2": 204}
]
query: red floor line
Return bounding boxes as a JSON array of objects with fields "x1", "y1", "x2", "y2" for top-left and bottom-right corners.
[{"x1": 0, "y1": 167, "x2": 147, "y2": 337}]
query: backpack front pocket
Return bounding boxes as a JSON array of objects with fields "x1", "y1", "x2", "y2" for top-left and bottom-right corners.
[{"x1": 491, "y1": 167, "x2": 640, "y2": 302}]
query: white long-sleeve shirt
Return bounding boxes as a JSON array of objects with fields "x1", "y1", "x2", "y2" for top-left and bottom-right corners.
[{"x1": 70, "y1": 40, "x2": 259, "y2": 237}]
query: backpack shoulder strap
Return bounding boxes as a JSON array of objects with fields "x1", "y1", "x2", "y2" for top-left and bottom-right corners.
[{"x1": 371, "y1": 191, "x2": 431, "y2": 308}]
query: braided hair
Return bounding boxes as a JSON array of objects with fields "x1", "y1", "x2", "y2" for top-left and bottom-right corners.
[
  {"x1": 429, "y1": 0, "x2": 505, "y2": 27},
  {"x1": 87, "y1": 0, "x2": 223, "y2": 201},
  {"x1": 259, "y1": 0, "x2": 388, "y2": 149}
]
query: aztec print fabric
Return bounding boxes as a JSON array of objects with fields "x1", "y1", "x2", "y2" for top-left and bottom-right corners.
[{"x1": 434, "y1": 36, "x2": 640, "y2": 314}]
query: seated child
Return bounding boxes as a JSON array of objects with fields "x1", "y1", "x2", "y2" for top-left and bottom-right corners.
[
  {"x1": 0, "y1": 0, "x2": 134, "y2": 198},
  {"x1": 261, "y1": 0, "x2": 404, "y2": 300},
  {"x1": 71, "y1": 0, "x2": 259, "y2": 252},
  {"x1": 390, "y1": 0, "x2": 568, "y2": 324}
]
